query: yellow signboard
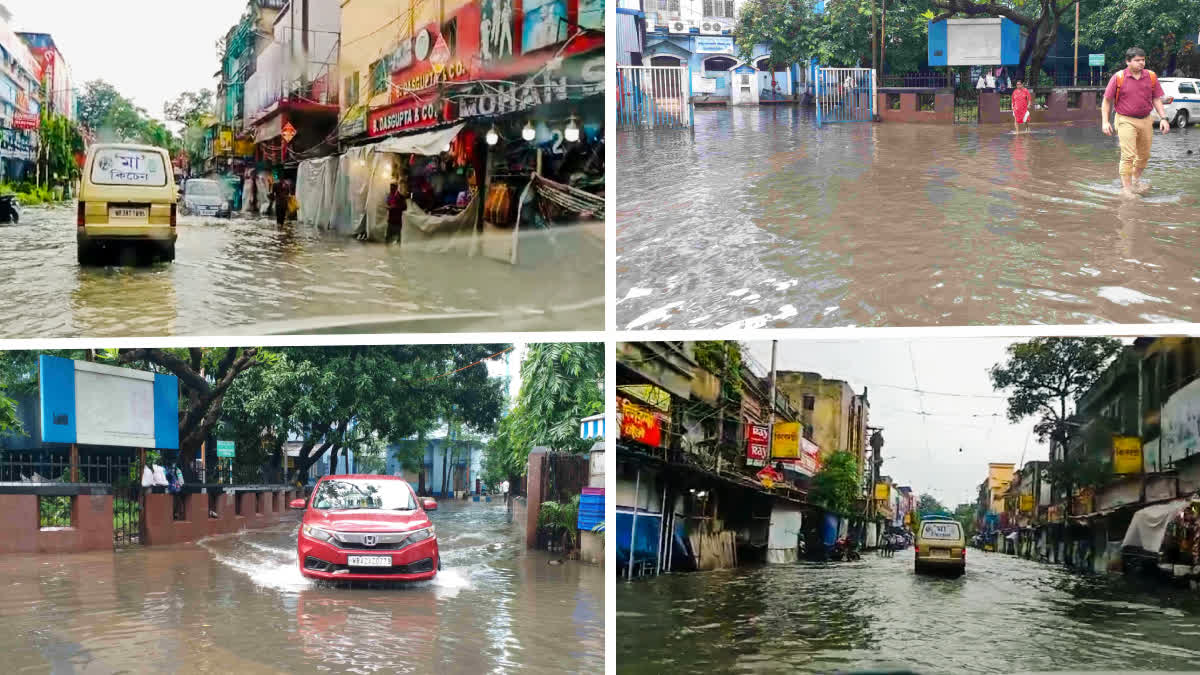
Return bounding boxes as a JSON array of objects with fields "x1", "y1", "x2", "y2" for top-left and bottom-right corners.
[
  {"x1": 771, "y1": 423, "x2": 800, "y2": 458},
  {"x1": 874, "y1": 482, "x2": 890, "y2": 500},
  {"x1": 1019, "y1": 494, "x2": 1034, "y2": 512},
  {"x1": 1113, "y1": 435, "x2": 1143, "y2": 474}
]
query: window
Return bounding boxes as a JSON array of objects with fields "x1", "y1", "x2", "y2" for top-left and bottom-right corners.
[
  {"x1": 724, "y1": 0, "x2": 736, "y2": 17},
  {"x1": 703, "y1": 0, "x2": 714, "y2": 16},
  {"x1": 803, "y1": 394, "x2": 815, "y2": 411},
  {"x1": 918, "y1": 93, "x2": 935, "y2": 112},
  {"x1": 344, "y1": 71, "x2": 360, "y2": 105},
  {"x1": 658, "y1": 0, "x2": 680, "y2": 15},
  {"x1": 312, "y1": 479, "x2": 417, "y2": 511},
  {"x1": 369, "y1": 59, "x2": 388, "y2": 97},
  {"x1": 1178, "y1": 82, "x2": 1197, "y2": 94},
  {"x1": 89, "y1": 148, "x2": 168, "y2": 187},
  {"x1": 39, "y1": 496, "x2": 73, "y2": 528},
  {"x1": 887, "y1": 93, "x2": 901, "y2": 110},
  {"x1": 1067, "y1": 91, "x2": 1081, "y2": 109}
]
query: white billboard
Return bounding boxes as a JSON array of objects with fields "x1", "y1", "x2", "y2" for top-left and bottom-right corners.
[
  {"x1": 75, "y1": 361, "x2": 156, "y2": 447},
  {"x1": 947, "y1": 19, "x2": 1003, "y2": 66}
]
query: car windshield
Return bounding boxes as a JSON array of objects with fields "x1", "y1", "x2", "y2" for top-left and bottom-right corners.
[
  {"x1": 312, "y1": 479, "x2": 417, "y2": 511},
  {"x1": 187, "y1": 181, "x2": 220, "y2": 196}
]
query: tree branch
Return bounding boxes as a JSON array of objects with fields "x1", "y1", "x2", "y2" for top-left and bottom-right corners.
[{"x1": 930, "y1": 0, "x2": 1037, "y2": 28}]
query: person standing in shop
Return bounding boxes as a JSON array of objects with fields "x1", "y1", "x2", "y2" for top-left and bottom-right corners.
[{"x1": 386, "y1": 182, "x2": 407, "y2": 242}]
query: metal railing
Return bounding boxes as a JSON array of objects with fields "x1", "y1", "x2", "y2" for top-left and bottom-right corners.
[
  {"x1": 0, "y1": 450, "x2": 137, "y2": 485},
  {"x1": 880, "y1": 73, "x2": 950, "y2": 89},
  {"x1": 616, "y1": 65, "x2": 693, "y2": 130}
]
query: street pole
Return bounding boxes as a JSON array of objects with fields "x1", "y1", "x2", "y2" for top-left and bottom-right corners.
[
  {"x1": 880, "y1": 0, "x2": 887, "y2": 76},
  {"x1": 1073, "y1": 2, "x2": 1080, "y2": 87},
  {"x1": 767, "y1": 340, "x2": 778, "y2": 461},
  {"x1": 870, "y1": 0, "x2": 877, "y2": 77}
]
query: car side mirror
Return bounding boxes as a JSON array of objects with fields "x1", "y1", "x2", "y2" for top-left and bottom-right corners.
[
  {"x1": 288, "y1": 498, "x2": 306, "y2": 510},
  {"x1": 422, "y1": 498, "x2": 438, "y2": 511}
]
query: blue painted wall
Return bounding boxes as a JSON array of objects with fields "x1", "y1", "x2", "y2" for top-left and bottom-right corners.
[
  {"x1": 38, "y1": 355, "x2": 75, "y2": 445},
  {"x1": 384, "y1": 437, "x2": 484, "y2": 496}
]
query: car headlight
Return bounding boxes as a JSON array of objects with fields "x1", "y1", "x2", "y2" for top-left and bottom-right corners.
[
  {"x1": 222, "y1": 201, "x2": 230, "y2": 210},
  {"x1": 400, "y1": 526, "x2": 435, "y2": 548},
  {"x1": 302, "y1": 524, "x2": 335, "y2": 543}
]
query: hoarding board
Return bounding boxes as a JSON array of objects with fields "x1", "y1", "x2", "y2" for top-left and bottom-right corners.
[
  {"x1": 771, "y1": 422, "x2": 800, "y2": 458},
  {"x1": 39, "y1": 355, "x2": 179, "y2": 449}
]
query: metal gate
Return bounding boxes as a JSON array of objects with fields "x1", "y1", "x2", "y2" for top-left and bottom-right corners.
[
  {"x1": 816, "y1": 67, "x2": 876, "y2": 125},
  {"x1": 616, "y1": 65, "x2": 693, "y2": 130}
]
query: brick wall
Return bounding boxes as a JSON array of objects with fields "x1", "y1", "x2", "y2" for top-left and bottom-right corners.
[
  {"x1": 0, "y1": 494, "x2": 114, "y2": 555},
  {"x1": 877, "y1": 91, "x2": 954, "y2": 124},
  {"x1": 143, "y1": 489, "x2": 298, "y2": 546}
]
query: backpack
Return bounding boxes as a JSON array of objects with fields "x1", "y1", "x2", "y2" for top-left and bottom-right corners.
[{"x1": 1114, "y1": 68, "x2": 1157, "y2": 105}]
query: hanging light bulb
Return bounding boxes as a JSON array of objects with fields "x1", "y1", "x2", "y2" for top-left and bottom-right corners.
[
  {"x1": 485, "y1": 125, "x2": 499, "y2": 146},
  {"x1": 443, "y1": 141, "x2": 451, "y2": 153},
  {"x1": 522, "y1": 120, "x2": 536, "y2": 141},
  {"x1": 564, "y1": 116, "x2": 580, "y2": 143}
]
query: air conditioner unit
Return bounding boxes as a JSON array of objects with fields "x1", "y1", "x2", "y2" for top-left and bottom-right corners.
[
  {"x1": 699, "y1": 21, "x2": 724, "y2": 35},
  {"x1": 668, "y1": 20, "x2": 694, "y2": 34}
]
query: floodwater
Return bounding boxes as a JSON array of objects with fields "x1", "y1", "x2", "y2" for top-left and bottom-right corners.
[
  {"x1": 0, "y1": 206, "x2": 603, "y2": 337},
  {"x1": 617, "y1": 549, "x2": 1200, "y2": 673},
  {"x1": 0, "y1": 499, "x2": 604, "y2": 673},
  {"x1": 616, "y1": 106, "x2": 1200, "y2": 329}
]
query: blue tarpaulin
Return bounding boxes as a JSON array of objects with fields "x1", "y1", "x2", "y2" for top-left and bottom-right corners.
[
  {"x1": 578, "y1": 489, "x2": 605, "y2": 531},
  {"x1": 617, "y1": 509, "x2": 661, "y2": 568}
]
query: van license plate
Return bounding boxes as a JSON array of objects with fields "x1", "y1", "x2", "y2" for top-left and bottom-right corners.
[
  {"x1": 931, "y1": 549, "x2": 949, "y2": 558},
  {"x1": 347, "y1": 555, "x2": 391, "y2": 567},
  {"x1": 110, "y1": 207, "x2": 148, "y2": 219}
]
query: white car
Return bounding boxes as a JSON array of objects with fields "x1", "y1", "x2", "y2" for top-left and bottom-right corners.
[{"x1": 1151, "y1": 78, "x2": 1200, "y2": 128}]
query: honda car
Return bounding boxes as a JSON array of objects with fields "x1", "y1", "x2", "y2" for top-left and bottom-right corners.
[{"x1": 292, "y1": 475, "x2": 440, "y2": 582}]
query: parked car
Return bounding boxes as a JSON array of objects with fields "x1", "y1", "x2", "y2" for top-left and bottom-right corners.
[
  {"x1": 77, "y1": 143, "x2": 177, "y2": 265},
  {"x1": 292, "y1": 474, "x2": 440, "y2": 582},
  {"x1": 914, "y1": 516, "x2": 966, "y2": 577},
  {"x1": 1151, "y1": 78, "x2": 1200, "y2": 128},
  {"x1": 179, "y1": 178, "x2": 232, "y2": 218}
]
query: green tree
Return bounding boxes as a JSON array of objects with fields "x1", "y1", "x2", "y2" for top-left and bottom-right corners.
[
  {"x1": 929, "y1": 0, "x2": 1078, "y2": 82},
  {"x1": 164, "y1": 89, "x2": 214, "y2": 128},
  {"x1": 989, "y1": 337, "x2": 1124, "y2": 508},
  {"x1": 76, "y1": 79, "x2": 180, "y2": 150},
  {"x1": 953, "y1": 502, "x2": 977, "y2": 537},
  {"x1": 810, "y1": 450, "x2": 861, "y2": 515},
  {"x1": 1075, "y1": 0, "x2": 1200, "y2": 76},
  {"x1": 917, "y1": 493, "x2": 946, "y2": 515},
  {"x1": 38, "y1": 113, "x2": 84, "y2": 189},
  {"x1": 512, "y1": 342, "x2": 603, "y2": 454}
]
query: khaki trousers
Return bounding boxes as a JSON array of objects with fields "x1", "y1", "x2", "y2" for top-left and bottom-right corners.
[{"x1": 1115, "y1": 113, "x2": 1153, "y2": 177}]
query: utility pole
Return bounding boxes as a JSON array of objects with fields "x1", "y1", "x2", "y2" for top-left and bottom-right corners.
[
  {"x1": 870, "y1": 0, "x2": 877, "y2": 76},
  {"x1": 1073, "y1": 2, "x2": 1080, "y2": 86},
  {"x1": 880, "y1": 0, "x2": 887, "y2": 76},
  {"x1": 767, "y1": 340, "x2": 778, "y2": 462}
]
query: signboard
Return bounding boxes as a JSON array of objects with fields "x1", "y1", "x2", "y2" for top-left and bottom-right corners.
[
  {"x1": 12, "y1": 113, "x2": 37, "y2": 130},
  {"x1": 734, "y1": 65, "x2": 756, "y2": 75},
  {"x1": 1113, "y1": 435, "x2": 1143, "y2": 474},
  {"x1": 771, "y1": 422, "x2": 800, "y2": 458},
  {"x1": 874, "y1": 482, "x2": 890, "y2": 500},
  {"x1": 523, "y1": 0, "x2": 568, "y2": 54},
  {"x1": 746, "y1": 424, "x2": 769, "y2": 467},
  {"x1": 90, "y1": 147, "x2": 167, "y2": 187},
  {"x1": 1161, "y1": 378, "x2": 1200, "y2": 468},
  {"x1": 1020, "y1": 494, "x2": 1034, "y2": 512},
  {"x1": 929, "y1": 18, "x2": 1023, "y2": 67},
  {"x1": 216, "y1": 441, "x2": 236, "y2": 458},
  {"x1": 693, "y1": 75, "x2": 716, "y2": 94},
  {"x1": 920, "y1": 520, "x2": 961, "y2": 540},
  {"x1": 756, "y1": 465, "x2": 784, "y2": 488},
  {"x1": 694, "y1": 36, "x2": 734, "y2": 54},
  {"x1": 618, "y1": 397, "x2": 662, "y2": 447},
  {"x1": 0, "y1": 129, "x2": 36, "y2": 161},
  {"x1": 280, "y1": 122, "x2": 297, "y2": 143},
  {"x1": 368, "y1": 97, "x2": 452, "y2": 137},
  {"x1": 778, "y1": 450, "x2": 821, "y2": 477},
  {"x1": 38, "y1": 355, "x2": 180, "y2": 450},
  {"x1": 1088, "y1": 53, "x2": 1104, "y2": 67},
  {"x1": 456, "y1": 52, "x2": 604, "y2": 118}
]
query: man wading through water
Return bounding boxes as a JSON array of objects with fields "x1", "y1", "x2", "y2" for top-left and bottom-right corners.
[{"x1": 1101, "y1": 47, "x2": 1170, "y2": 198}]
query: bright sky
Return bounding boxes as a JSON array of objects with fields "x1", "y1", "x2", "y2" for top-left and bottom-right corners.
[
  {"x1": 486, "y1": 342, "x2": 525, "y2": 408},
  {"x1": 4, "y1": 0, "x2": 246, "y2": 122},
  {"x1": 745, "y1": 338, "x2": 1047, "y2": 509}
]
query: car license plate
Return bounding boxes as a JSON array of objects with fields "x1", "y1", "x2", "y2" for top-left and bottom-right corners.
[
  {"x1": 110, "y1": 207, "x2": 148, "y2": 220},
  {"x1": 347, "y1": 555, "x2": 391, "y2": 567},
  {"x1": 931, "y1": 549, "x2": 950, "y2": 558}
]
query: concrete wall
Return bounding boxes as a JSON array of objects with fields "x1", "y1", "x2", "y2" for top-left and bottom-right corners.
[
  {"x1": 579, "y1": 529, "x2": 603, "y2": 564},
  {"x1": 877, "y1": 91, "x2": 954, "y2": 124},
  {"x1": 525, "y1": 450, "x2": 544, "y2": 549},
  {"x1": 0, "y1": 493, "x2": 113, "y2": 555},
  {"x1": 142, "y1": 489, "x2": 298, "y2": 547}
]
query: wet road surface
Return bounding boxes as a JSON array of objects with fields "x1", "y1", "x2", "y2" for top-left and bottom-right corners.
[
  {"x1": 616, "y1": 107, "x2": 1200, "y2": 329},
  {"x1": 0, "y1": 499, "x2": 604, "y2": 673},
  {"x1": 0, "y1": 206, "x2": 603, "y2": 337},
  {"x1": 616, "y1": 548, "x2": 1200, "y2": 673}
]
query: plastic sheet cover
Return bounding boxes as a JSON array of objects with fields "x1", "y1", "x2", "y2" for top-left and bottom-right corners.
[
  {"x1": 363, "y1": 151, "x2": 399, "y2": 242},
  {"x1": 296, "y1": 156, "x2": 338, "y2": 229},
  {"x1": 332, "y1": 146, "x2": 372, "y2": 237},
  {"x1": 399, "y1": 191, "x2": 480, "y2": 254},
  {"x1": 1121, "y1": 499, "x2": 1190, "y2": 553}
]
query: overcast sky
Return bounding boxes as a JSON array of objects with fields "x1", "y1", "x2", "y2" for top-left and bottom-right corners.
[
  {"x1": 744, "y1": 338, "x2": 1050, "y2": 508},
  {"x1": 5, "y1": 0, "x2": 246, "y2": 122}
]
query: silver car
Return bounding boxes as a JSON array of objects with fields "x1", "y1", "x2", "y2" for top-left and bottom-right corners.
[{"x1": 179, "y1": 178, "x2": 232, "y2": 218}]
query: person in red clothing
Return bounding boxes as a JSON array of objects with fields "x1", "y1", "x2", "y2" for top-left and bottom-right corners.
[
  {"x1": 1101, "y1": 47, "x2": 1170, "y2": 198},
  {"x1": 1011, "y1": 80, "x2": 1032, "y2": 135}
]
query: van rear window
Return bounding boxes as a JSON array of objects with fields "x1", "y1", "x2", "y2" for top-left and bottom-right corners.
[
  {"x1": 921, "y1": 521, "x2": 961, "y2": 540},
  {"x1": 90, "y1": 148, "x2": 167, "y2": 187}
]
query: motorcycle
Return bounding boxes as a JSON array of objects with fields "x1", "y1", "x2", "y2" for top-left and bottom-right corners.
[{"x1": 831, "y1": 537, "x2": 862, "y2": 562}]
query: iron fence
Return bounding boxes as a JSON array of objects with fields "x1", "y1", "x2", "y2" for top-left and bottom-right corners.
[
  {"x1": 880, "y1": 73, "x2": 950, "y2": 89},
  {"x1": 0, "y1": 450, "x2": 138, "y2": 485}
]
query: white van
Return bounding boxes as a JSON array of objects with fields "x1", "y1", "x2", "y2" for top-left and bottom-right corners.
[
  {"x1": 77, "y1": 143, "x2": 177, "y2": 265},
  {"x1": 1151, "y1": 78, "x2": 1200, "y2": 128}
]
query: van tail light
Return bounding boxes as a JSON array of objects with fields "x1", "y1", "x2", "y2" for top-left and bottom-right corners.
[
  {"x1": 913, "y1": 545, "x2": 919, "y2": 554},
  {"x1": 170, "y1": 203, "x2": 177, "y2": 227},
  {"x1": 77, "y1": 201, "x2": 85, "y2": 226},
  {"x1": 961, "y1": 548, "x2": 967, "y2": 559}
]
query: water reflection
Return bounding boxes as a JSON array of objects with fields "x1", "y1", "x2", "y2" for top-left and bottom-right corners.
[{"x1": 616, "y1": 107, "x2": 1200, "y2": 328}]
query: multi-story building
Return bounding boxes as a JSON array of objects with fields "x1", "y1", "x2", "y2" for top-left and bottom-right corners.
[
  {"x1": 217, "y1": 0, "x2": 288, "y2": 127},
  {"x1": 774, "y1": 371, "x2": 869, "y2": 489},
  {"x1": 16, "y1": 31, "x2": 71, "y2": 121},
  {"x1": 0, "y1": 7, "x2": 41, "y2": 181}
]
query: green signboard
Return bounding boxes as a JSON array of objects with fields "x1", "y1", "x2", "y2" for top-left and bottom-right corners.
[
  {"x1": 216, "y1": 440, "x2": 235, "y2": 458},
  {"x1": 1089, "y1": 54, "x2": 1104, "y2": 67}
]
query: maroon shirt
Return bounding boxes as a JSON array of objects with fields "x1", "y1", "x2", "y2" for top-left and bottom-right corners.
[{"x1": 1103, "y1": 68, "x2": 1165, "y2": 118}]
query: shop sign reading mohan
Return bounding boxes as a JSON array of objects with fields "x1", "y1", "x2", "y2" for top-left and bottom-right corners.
[{"x1": 368, "y1": 98, "x2": 451, "y2": 137}]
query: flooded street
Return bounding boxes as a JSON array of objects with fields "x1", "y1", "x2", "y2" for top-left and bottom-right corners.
[
  {"x1": 0, "y1": 206, "x2": 603, "y2": 337},
  {"x1": 0, "y1": 500, "x2": 603, "y2": 673},
  {"x1": 617, "y1": 550, "x2": 1200, "y2": 673},
  {"x1": 616, "y1": 107, "x2": 1200, "y2": 329}
]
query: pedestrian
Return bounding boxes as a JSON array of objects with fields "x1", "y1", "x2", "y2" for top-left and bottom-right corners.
[
  {"x1": 1011, "y1": 80, "x2": 1032, "y2": 135},
  {"x1": 1102, "y1": 47, "x2": 1170, "y2": 198},
  {"x1": 273, "y1": 178, "x2": 290, "y2": 226},
  {"x1": 385, "y1": 182, "x2": 407, "y2": 242}
]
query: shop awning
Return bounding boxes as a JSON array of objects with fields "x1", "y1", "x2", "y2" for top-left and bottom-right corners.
[
  {"x1": 1121, "y1": 498, "x2": 1192, "y2": 553},
  {"x1": 376, "y1": 123, "x2": 464, "y2": 156}
]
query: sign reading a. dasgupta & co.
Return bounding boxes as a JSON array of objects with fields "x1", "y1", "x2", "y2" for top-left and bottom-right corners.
[{"x1": 368, "y1": 97, "x2": 453, "y2": 137}]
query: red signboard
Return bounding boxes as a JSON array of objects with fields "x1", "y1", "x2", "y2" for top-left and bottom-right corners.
[
  {"x1": 746, "y1": 424, "x2": 769, "y2": 465},
  {"x1": 619, "y1": 398, "x2": 662, "y2": 447},
  {"x1": 12, "y1": 113, "x2": 38, "y2": 130},
  {"x1": 367, "y1": 97, "x2": 452, "y2": 137},
  {"x1": 280, "y1": 122, "x2": 297, "y2": 143}
]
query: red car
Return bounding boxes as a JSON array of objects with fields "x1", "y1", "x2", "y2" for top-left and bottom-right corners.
[{"x1": 291, "y1": 474, "x2": 440, "y2": 582}]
